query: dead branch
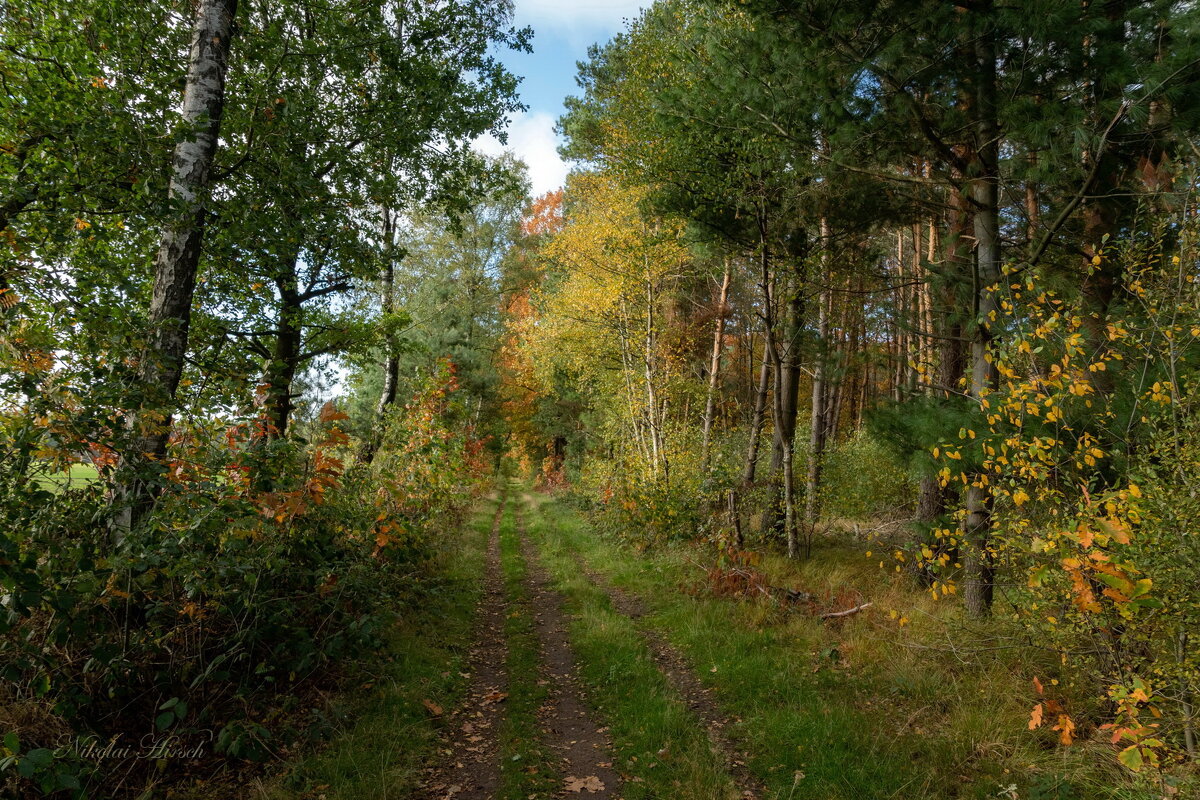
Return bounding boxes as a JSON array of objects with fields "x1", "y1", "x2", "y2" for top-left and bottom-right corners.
[{"x1": 819, "y1": 602, "x2": 873, "y2": 620}]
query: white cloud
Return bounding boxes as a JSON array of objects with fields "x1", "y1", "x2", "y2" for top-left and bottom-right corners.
[
  {"x1": 515, "y1": 0, "x2": 646, "y2": 32},
  {"x1": 473, "y1": 110, "x2": 569, "y2": 198}
]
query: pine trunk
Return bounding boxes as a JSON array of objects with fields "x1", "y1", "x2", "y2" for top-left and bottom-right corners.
[
  {"x1": 964, "y1": 3, "x2": 1000, "y2": 618},
  {"x1": 741, "y1": 353, "x2": 771, "y2": 488}
]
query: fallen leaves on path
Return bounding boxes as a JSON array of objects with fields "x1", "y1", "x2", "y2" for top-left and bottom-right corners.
[{"x1": 564, "y1": 774, "x2": 605, "y2": 793}]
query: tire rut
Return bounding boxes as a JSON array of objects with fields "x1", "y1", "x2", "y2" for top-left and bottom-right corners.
[
  {"x1": 562, "y1": 547, "x2": 765, "y2": 800},
  {"x1": 415, "y1": 499, "x2": 510, "y2": 800},
  {"x1": 512, "y1": 502, "x2": 622, "y2": 799}
]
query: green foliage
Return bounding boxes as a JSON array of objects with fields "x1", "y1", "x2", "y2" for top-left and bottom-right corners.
[
  {"x1": 916, "y1": 209, "x2": 1200, "y2": 770},
  {"x1": 819, "y1": 429, "x2": 914, "y2": 521},
  {"x1": 1, "y1": 0, "x2": 527, "y2": 790},
  {"x1": 0, "y1": 362, "x2": 486, "y2": 797}
]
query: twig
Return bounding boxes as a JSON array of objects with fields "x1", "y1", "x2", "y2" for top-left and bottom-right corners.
[{"x1": 819, "y1": 602, "x2": 873, "y2": 620}]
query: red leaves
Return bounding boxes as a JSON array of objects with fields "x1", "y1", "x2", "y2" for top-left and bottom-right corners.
[{"x1": 319, "y1": 401, "x2": 349, "y2": 424}]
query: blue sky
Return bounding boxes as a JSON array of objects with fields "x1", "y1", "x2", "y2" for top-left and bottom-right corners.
[{"x1": 473, "y1": 0, "x2": 646, "y2": 197}]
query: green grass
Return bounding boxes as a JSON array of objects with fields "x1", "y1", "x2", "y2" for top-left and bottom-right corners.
[
  {"x1": 518, "y1": 492, "x2": 743, "y2": 800},
  {"x1": 525, "y1": 494, "x2": 1150, "y2": 800},
  {"x1": 495, "y1": 493, "x2": 559, "y2": 800},
  {"x1": 249, "y1": 489, "x2": 1167, "y2": 800},
  {"x1": 254, "y1": 500, "x2": 495, "y2": 800},
  {"x1": 33, "y1": 463, "x2": 99, "y2": 492}
]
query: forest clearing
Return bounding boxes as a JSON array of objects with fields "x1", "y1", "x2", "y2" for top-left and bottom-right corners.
[{"x1": 3, "y1": 0, "x2": 1200, "y2": 798}]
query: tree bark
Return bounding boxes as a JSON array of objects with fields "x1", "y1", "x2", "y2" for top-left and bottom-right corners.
[
  {"x1": 806, "y1": 219, "x2": 831, "y2": 525},
  {"x1": 362, "y1": 206, "x2": 399, "y2": 463},
  {"x1": 753, "y1": 213, "x2": 805, "y2": 547},
  {"x1": 644, "y1": 273, "x2": 667, "y2": 482},
  {"x1": 701, "y1": 262, "x2": 732, "y2": 471},
  {"x1": 740, "y1": 350, "x2": 771, "y2": 488},
  {"x1": 116, "y1": 0, "x2": 237, "y2": 532},
  {"x1": 964, "y1": 3, "x2": 1001, "y2": 618},
  {"x1": 264, "y1": 251, "x2": 303, "y2": 439},
  {"x1": 761, "y1": 267, "x2": 802, "y2": 537},
  {"x1": 1078, "y1": 0, "x2": 1133, "y2": 397}
]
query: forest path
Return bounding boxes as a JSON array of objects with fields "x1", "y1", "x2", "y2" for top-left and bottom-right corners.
[
  {"x1": 415, "y1": 499, "x2": 511, "y2": 800},
  {"x1": 512, "y1": 502, "x2": 622, "y2": 798},
  {"x1": 544, "y1": 513, "x2": 765, "y2": 800},
  {"x1": 518, "y1": 491, "x2": 761, "y2": 800},
  {"x1": 574, "y1": 561, "x2": 763, "y2": 799},
  {"x1": 416, "y1": 492, "x2": 620, "y2": 799}
]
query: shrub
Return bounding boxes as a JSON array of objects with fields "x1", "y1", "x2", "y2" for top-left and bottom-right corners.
[{"x1": 0, "y1": 363, "x2": 485, "y2": 798}]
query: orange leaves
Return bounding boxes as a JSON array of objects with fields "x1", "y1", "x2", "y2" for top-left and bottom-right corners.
[
  {"x1": 104, "y1": 573, "x2": 130, "y2": 600},
  {"x1": 371, "y1": 520, "x2": 397, "y2": 558},
  {"x1": 521, "y1": 188, "x2": 565, "y2": 237},
  {"x1": 1105, "y1": 678, "x2": 1164, "y2": 772},
  {"x1": 1028, "y1": 703, "x2": 1043, "y2": 730},
  {"x1": 1029, "y1": 679, "x2": 1074, "y2": 745},
  {"x1": 366, "y1": 357, "x2": 487, "y2": 540},
  {"x1": 1053, "y1": 714, "x2": 1077, "y2": 745},
  {"x1": 319, "y1": 401, "x2": 349, "y2": 424},
  {"x1": 1061, "y1": 558, "x2": 1101, "y2": 613},
  {"x1": 12, "y1": 347, "x2": 54, "y2": 374},
  {"x1": 1098, "y1": 517, "x2": 1130, "y2": 545},
  {"x1": 1029, "y1": 677, "x2": 1046, "y2": 733},
  {"x1": 1059, "y1": 547, "x2": 1158, "y2": 615},
  {"x1": 1042, "y1": 507, "x2": 1152, "y2": 616},
  {"x1": 180, "y1": 601, "x2": 206, "y2": 620},
  {"x1": 1074, "y1": 525, "x2": 1095, "y2": 549}
]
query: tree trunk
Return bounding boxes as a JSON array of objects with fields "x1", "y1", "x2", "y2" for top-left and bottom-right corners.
[
  {"x1": 264, "y1": 253, "x2": 303, "y2": 439},
  {"x1": 701, "y1": 262, "x2": 732, "y2": 471},
  {"x1": 806, "y1": 219, "x2": 831, "y2": 525},
  {"x1": 914, "y1": 183, "x2": 972, "y2": 577},
  {"x1": 740, "y1": 351, "x2": 771, "y2": 488},
  {"x1": 362, "y1": 207, "x2": 399, "y2": 463},
  {"x1": 964, "y1": 4, "x2": 1000, "y2": 618},
  {"x1": 1078, "y1": 0, "x2": 1133, "y2": 397},
  {"x1": 116, "y1": 0, "x2": 237, "y2": 533},
  {"x1": 644, "y1": 273, "x2": 667, "y2": 482},
  {"x1": 618, "y1": 298, "x2": 652, "y2": 468},
  {"x1": 761, "y1": 269, "x2": 802, "y2": 537}
]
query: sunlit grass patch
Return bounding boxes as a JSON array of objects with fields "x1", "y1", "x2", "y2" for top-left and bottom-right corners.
[
  {"x1": 32, "y1": 463, "x2": 100, "y2": 493},
  {"x1": 533, "y1": 496, "x2": 1152, "y2": 800}
]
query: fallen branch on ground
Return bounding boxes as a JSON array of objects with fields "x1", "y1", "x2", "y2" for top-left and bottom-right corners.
[{"x1": 819, "y1": 602, "x2": 873, "y2": 620}]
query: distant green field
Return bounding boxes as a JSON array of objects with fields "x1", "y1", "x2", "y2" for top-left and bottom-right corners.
[{"x1": 33, "y1": 464, "x2": 101, "y2": 492}]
